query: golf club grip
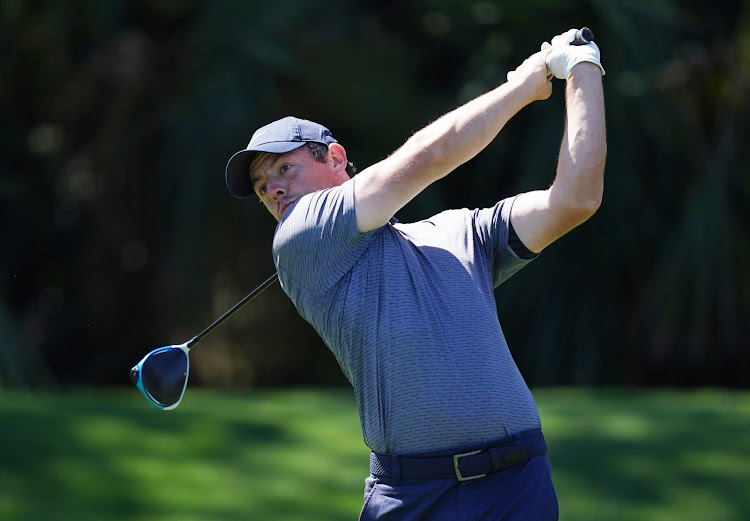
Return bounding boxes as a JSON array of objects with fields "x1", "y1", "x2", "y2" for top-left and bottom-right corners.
[{"x1": 572, "y1": 27, "x2": 594, "y2": 45}]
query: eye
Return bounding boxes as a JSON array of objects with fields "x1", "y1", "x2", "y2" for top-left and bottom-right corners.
[
  {"x1": 259, "y1": 184, "x2": 267, "y2": 195},
  {"x1": 280, "y1": 163, "x2": 291, "y2": 173}
]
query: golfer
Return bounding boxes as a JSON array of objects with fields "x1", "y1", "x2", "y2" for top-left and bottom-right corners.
[{"x1": 225, "y1": 29, "x2": 606, "y2": 521}]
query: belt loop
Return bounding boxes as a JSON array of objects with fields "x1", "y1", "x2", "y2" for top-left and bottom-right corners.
[
  {"x1": 488, "y1": 447, "x2": 502, "y2": 472},
  {"x1": 391, "y1": 453, "x2": 402, "y2": 484}
]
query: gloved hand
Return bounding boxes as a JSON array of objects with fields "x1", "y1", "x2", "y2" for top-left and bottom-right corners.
[
  {"x1": 541, "y1": 29, "x2": 605, "y2": 79},
  {"x1": 545, "y1": 28, "x2": 579, "y2": 49}
]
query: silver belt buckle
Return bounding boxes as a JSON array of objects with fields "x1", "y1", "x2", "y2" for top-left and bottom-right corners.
[{"x1": 453, "y1": 450, "x2": 487, "y2": 482}]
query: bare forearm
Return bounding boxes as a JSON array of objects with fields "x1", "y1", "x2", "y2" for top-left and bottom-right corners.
[
  {"x1": 509, "y1": 62, "x2": 605, "y2": 253},
  {"x1": 398, "y1": 81, "x2": 532, "y2": 180},
  {"x1": 553, "y1": 63, "x2": 606, "y2": 214},
  {"x1": 354, "y1": 49, "x2": 552, "y2": 232}
]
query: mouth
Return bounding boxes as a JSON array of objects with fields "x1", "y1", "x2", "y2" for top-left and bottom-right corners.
[{"x1": 280, "y1": 199, "x2": 295, "y2": 216}]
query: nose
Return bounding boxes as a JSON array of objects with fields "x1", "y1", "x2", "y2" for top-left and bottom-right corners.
[{"x1": 265, "y1": 176, "x2": 286, "y2": 199}]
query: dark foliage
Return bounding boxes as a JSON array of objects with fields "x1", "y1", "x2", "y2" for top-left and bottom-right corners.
[{"x1": 1, "y1": 0, "x2": 747, "y2": 388}]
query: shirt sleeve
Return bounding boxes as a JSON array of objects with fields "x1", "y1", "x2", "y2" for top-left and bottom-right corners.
[
  {"x1": 271, "y1": 180, "x2": 380, "y2": 292},
  {"x1": 473, "y1": 195, "x2": 538, "y2": 288}
]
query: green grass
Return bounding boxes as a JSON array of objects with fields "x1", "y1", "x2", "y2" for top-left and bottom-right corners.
[{"x1": 0, "y1": 388, "x2": 748, "y2": 521}]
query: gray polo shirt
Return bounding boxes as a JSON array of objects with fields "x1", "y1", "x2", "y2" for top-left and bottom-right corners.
[{"x1": 272, "y1": 180, "x2": 541, "y2": 454}]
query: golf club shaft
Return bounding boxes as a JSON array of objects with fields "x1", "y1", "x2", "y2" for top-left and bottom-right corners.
[{"x1": 186, "y1": 272, "x2": 279, "y2": 349}]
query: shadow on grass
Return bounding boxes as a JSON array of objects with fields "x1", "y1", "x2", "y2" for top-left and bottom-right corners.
[
  {"x1": 538, "y1": 389, "x2": 750, "y2": 521},
  {"x1": 0, "y1": 388, "x2": 366, "y2": 521},
  {"x1": 2, "y1": 388, "x2": 747, "y2": 521}
]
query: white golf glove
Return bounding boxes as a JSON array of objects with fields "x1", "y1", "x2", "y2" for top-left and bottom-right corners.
[{"x1": 542, "y1": 29, "x2": 605, "y2": 79}]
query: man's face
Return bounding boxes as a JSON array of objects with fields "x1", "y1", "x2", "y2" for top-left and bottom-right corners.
[{"x1": 249, "y1": 145, "x2": 347, "y2": 221}]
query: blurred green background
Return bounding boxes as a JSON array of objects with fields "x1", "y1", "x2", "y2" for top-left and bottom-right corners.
[
  {"x1": 1, "y1": 0, "x2": 749, "y2": 520},
  {"x1": 1, "y1": 389, "x2": 748, "y2": 521}
]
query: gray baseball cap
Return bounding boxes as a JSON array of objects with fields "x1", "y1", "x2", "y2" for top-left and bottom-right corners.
[{"x1": 225, "y1": 116, "x2": 338, "y2": 199}]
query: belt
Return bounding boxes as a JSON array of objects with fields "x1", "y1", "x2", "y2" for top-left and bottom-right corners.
[{"x1": 369, "y1": 430, "x2": 547, "y2": 482}]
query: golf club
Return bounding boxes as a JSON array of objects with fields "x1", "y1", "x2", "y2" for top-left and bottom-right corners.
[
  {"x1": 544, "y1": 27, "x2": 595, "y2": 78},
  {"x1": 130, "y1": 271, "x2": 279, "y2": 410},
  {"x1": 572, "y1": 27, "x2": 594, "y2": 45}
]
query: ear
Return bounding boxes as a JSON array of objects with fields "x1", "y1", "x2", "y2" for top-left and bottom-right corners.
[{"x1": 328, "y1": 143, "x2": 348, "y2": 172}]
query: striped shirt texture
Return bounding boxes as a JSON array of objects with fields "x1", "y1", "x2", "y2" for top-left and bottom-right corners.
[{"x1": 272, "y1": 180, "x2": 541, "y2": 454}]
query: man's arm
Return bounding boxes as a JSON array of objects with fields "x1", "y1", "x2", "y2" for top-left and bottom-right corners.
[
  {"x1": 510, "y1": 62, "x2": 606, "y2": 253},
  {"x1": 352, "y1": 50, "x2": 553, "y2": 233}
]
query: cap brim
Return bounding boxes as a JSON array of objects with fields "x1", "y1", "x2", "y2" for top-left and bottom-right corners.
[{"x1": 225, "y1": 142, "x2": 307, "y2": 199}]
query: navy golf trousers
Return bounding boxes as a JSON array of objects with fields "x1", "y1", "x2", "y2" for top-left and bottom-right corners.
[{"x1": 359, "y1": 449, "x2": 558, "y2": 520}]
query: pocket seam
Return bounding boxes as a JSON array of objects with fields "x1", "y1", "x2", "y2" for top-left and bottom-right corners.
[{"x1": 358, "y1": 480, "x2": 379, "y2": 521}]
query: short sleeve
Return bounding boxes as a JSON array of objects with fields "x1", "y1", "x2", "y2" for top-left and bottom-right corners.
[
  {"x1": 271, "y1": 180, "x2": 380, "y2": 292},
  {"x1": 472, "y1": 195, "x2": 538, "y2": 287}
]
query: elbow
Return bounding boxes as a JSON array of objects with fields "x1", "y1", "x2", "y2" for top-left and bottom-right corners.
[
  {"x1": 575, "y1": 172, "x2": 604, "y2": 222},
  {"x1": 552, "y1": 132, "x2": 606, "y2": 225},
  {"x1": 579, "y1": 193, "x2": 602, "y2": 223},
  {"x1": 551, "y1": 171, "x2": 604, "y2": 225},
  {"x1": 562, "y1": 197, "x2": 600, "y2": 227},
  {"x1": 564, "y1": 151, "x2": 606, "y2": 221},
  {"x1": 581, "y1": 177, "x2": 604, "y2": 217}
]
